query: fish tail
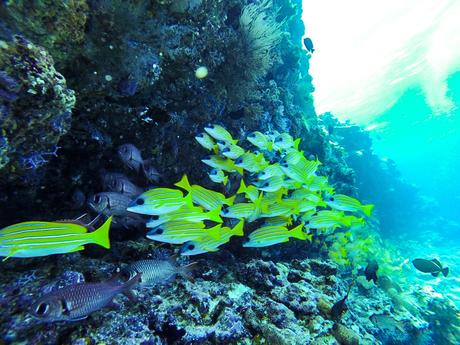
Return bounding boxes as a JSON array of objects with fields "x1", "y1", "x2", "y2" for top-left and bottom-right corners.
[
  {"x1": 289, "y1": 224, "x2": 306, "y2": 240},
  {"x1": 183, "y1": 192, "x2": 194, "y2": 208},
  {"x1": 235, "y1": 166, "x2": 244, "y2": 175},
  {"x1": 267, "y1": 141, "x2": 273, "y2": 152},
  {"x1": 122, "y1": 272, "x2": 142, "y2": 302},
  {"x1": 207, "y1": 207, "x2": 223, "y2": 223},
  {"x1": 232, "y1": 220, "x2": 245, "y2": 236},
  {"x1": 90, "y1": 216, "x2": 112, "y2": 249},
  {"x1": 237, "y1": 180, "x2": 247, "y2": 194},
  {"x1": 225, "y1": 195, "x2": 236, "y2": 206},
  {"x1": 175, "y1": 174, "x2": 192, "y2": 191},
  {"x1": 362, "y1": 204, "x2": 374, "y2": 217},
  {"x1": 180, "y1": 262, "x2": 198, "y2": 282},
  {"x1": 294, "y1": 138, "x2": 301, "y2": 150},
  {"x1": 442, "y1": 267, "x2": 449, "y2": 277},
  {"x1": 212, "y1": 145, "x2": 219, "y2": 154},
  {"x1": 223, "y1": 175, "x2": 229, "y2": 186}
]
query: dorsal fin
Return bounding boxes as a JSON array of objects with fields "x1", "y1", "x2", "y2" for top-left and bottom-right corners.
[{"x1": 431, "y1": 258, "x2": 442, "y2": 268}]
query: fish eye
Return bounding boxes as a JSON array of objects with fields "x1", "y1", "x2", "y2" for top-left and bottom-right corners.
[
  {"x1": 282, "y1": 163, "x2": 288, "y2": 168},
  {"x1": 222, "y1": 206, "x2": 229, "y2": 214},
  {"x1": 136, "y1": 198, "x2": 145, "y2": 205},
  {"x1": 263, "y1": 182, "x2": 269, "y2": 187},
  {"x1": 313, "y1": 212, "x2": 318, "y2": 216},
  {"x1": 305, "y1": 221, "x2": 310, "y2": 225},
  {"x1": 196, "y1": 133, "x2": 204, "y2": 138},
  {"x1": 188, "y1": 244, "x2": 195, "y2": 250},
  {"x1": 276, "y1": 137, "x2": 283, "y2": 142},
  {"x1": 260, "y1": 171, "x2": 265, "y2": 175},
  {"x1": 152, "y1": 215, "x2": 159, "y2": 220},
  {"x1": 156, "y1": 228, "x2": 164, "y2": 234},
  {"x1": 235, "y1": 158, "x2": 243, "y2": 164},
  {"x1": 208, "y1": 124, "x2": 215, "y2": 129},
  {"x1": 223, "y1": 147, "x2": 230, "y2": 152},
  {"x1": 249, "y1": 132, "x2": 255, "y2": 138},
  {"x1": 35, "y1": 303, "x2": 49, "y2": 316},
  {"x1": 329, "y1": 197, "x2": 334, "y2": 202},
  {"x1": 203, "y1": 155, "x2": 211, "y2": 160}
]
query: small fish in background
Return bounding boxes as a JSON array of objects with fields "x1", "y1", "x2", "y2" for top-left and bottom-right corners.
[
  {"x1": 247, "y1": 131, "x2": 273, "y2": 151},
  {"x1": 70, "y1": 189, "x2": 86, "y2": 209},
  {"x1": 118, "y1": 144, "x2": 144, "y2": 172},
  {"x1": 195, "y1": 132, "x2": 218, "y2": 152},
  {"x1": 221, "y1": 144, "x2": 245, "y2": 159},
  {"x1": 370, "y1": 313, "x2": 406, "y2": 333},
  {"x1": 303, "y1": 37, "x2": 314, "y2": 53},
  {"x1": 88, "y1": 192, "x2": 133, "y2": 217},
  {"x1": 105, "y1": 174, "x2": 143, "y2": 197},
  {"x1": 115, "y1": 214, "x2": 146, "y2": 230},
  {"x1": 412, "y1": 258, "x2": 449, "y2": 277},
  {"x1": 243, "y1": 224, "x2": 307, "y2": 247},
  {"x1": 357, "y1": 260, "x2": 379, "y2": 283},
  {"x1": 124, "y1": 254, "x2": 197, "y2": 287},
  {"x1": 127, "y1": 188, "x2": 193, "y2": 215},
  {"x1": 0, "y1": 216, "x2": 112, "y2": 259},
  {"x1": 142, "y1": 158, "x2": 162, "y2": 183},
  {"x1": 325, "y1": 194, "x2": 374, "y2": 217},
  {"x1": 208, "y1": 168, "x2": 228, "y2": 186},
  {"x1": 30, "y1": 272, "x2": 141, "y2": 322},
  {"x1": 204, "y1": 124, "x2": 238, "y2": 144}
]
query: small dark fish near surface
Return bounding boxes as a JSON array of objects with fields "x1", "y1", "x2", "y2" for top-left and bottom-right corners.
[
  {"x1": 30, "y1": 273, "x2": 141, "y2": 322},
  {"x1": 412, "y1": 258, "x2": 449, "y2": 277},
  {"x1": 124, "y1": 254, "x2": 197, "y2": 287},
  {"x1": 88, "y1": 192, "x2": 133, "y2": 216},
  {"x1": 358, "y1": 260, "x2": 379, "y2": 284},
  {"x1": 118, "y1": 144, "x2": 144, "y2": 172}
]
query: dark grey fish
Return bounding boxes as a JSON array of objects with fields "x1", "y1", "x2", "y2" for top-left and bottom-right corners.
[
  {"x1": 412, "y1": 258, "x2": 449, "y2": 277},
  {"x1": 124, "y1": 255, "x2": 196, "y2": 287},
  {"x1": 330, "y1": 278, "x2": 355, "y2": 320},
  {"x1": 71, "y1": 189, "x2": 86, "y2": 209},
  {"x1": 100, "y1": 171, "x2": 129, "y2": 190},
  {"x1": 105, "y1": 175, "x2": 143, "y2": 197},
  {"x1": 30, "y1": 273, "x2": 141, "y2": 322},
  {"x1": 118, "y1": 144, "x2": 143, "y2": 172},
  {"x1": 87, "y1": 192, "x2": 133, "y2": 216},
  {"x1": 364, "y1": 260, "x2": 379, "y2": 283},
  {"x1": 115, "y1": 214, "x2": 145, "y2": 230},
  {"x1": 142, "y1": 158, "x2": 161, "y2": 183}
]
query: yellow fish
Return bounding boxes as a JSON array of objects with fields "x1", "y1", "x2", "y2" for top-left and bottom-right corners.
[{"x1": 0, "y1": 216, "x2": 112, "y2": 260}]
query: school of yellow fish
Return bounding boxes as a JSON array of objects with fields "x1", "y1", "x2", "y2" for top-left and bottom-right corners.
[
  {"x1": 127, "y1": 124, "x2": 374, "y2": 256},
  {"x1": 0, "y1": 124, "x2": 374, "y2": 259}
]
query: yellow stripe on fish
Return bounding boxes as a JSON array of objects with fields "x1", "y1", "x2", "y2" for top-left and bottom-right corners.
[
  {"x1": 0, "y1": 217, "x2": 112, "y2": 259},
  {"x1": 127, "y1": 188, "x2": 193, "y2": 215},
  {"x1": 243, "y1": 224, "x2": 306, "y2": 247},
  {"x1": 175, "y1": 175, "x2": 235, "y2": 210}
]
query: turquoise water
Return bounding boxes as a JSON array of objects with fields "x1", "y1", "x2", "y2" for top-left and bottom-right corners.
[{"x1": 371, "y1": 71, "x2": 460, "y2": 223}]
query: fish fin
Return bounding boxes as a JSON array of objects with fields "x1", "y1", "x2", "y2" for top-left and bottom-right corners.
[
  {"x1": 237, "y1": 180, "x2": 247, "y2": 194},
  {"x1": 294, "y1": 138, "x2": 301, "y2": 150},
  {"x1": 341, "y1": 216, "x2": 353, "y2": 227},
  {"x1": 267, "y1": 141, "x2": 273, "y2": 152},
  {"x1": 168, "y1": 253, "x2": 179, "y2": 262},
  {"x1": 212, "y1": 145, "x2": 219, "y2": 154},
  {"x1": 431, "y1": 258, "x2": 442, "y2": 267},
  {"x1": 206, "y1": 207, "x2": 223, "y2": 223},
  {"x1": 2, "y1": 248, "x2": 19, "y2": 261},
  {"x1": 90, "y1": 216, "x2": 112, "y2": 249},
  {"x1": 122, "y1": 272, "x2": 142, "y2": 302},
  {"x1": 442, "y1": 267, "x2": 449, "y2": 277},
  {"x1": 180, "y1": 262, "x2": 198, "y2": 282},
  {"x1": 206, "y1": 224, "x2": 222, "y2": 240},
  {"x1": 289, "y1": 224, "x2": 306, "y2": 240},
  {"x1": 175, "y1": 174, "x2": 192, "y2": 191},
  {"x1": 232, "y1": 220, "x2": 245, "y2": 236},
  {"x1": 362, "y1": 204, "x2": 374, "y2": 217},
  {"x1": 69, "y1": 316, "x2": 88, "y2": 321},
  {"x1": 235, "y1": 166, "x2": 244, "y2": 175},
  {"x1": 225, "y1": 195, "x2": 236, "y2": 206},
  {"x1": 223, "y1": 176, "x2": 229, "y2": 186},
  {"x1": 305, "y1": 232, "x2": 313, "y2": 242},
  {"x1": 67, "y1": 245, "x2": 85, "y2": 253},
  {"x1": 431, "y1": 271, "x2": 440, "y2": 277},
  {"x1": 183, "y1": 192, "x2": 194, "y2": 208}
]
